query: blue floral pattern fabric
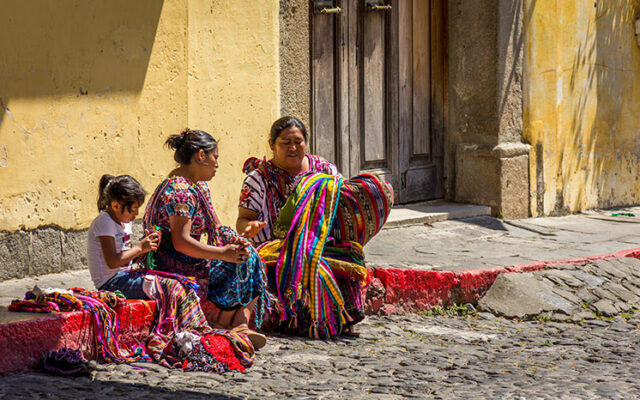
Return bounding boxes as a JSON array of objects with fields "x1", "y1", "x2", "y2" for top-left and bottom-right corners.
[{"x1": 206, "y1": 227, "x2": 266, "y2": 311}]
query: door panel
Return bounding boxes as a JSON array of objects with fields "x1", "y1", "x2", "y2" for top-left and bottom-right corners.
[
  {"x1": 311, "y1": 7, "x2": 337, "y2": 163},
  {"x1": 397, "y1": 0, "x2": 444, "y2": 203},
  {"x1": 310, "y1": 0, "x2": 444, "y2": 204},
  {"x1": 361, "y1": 7, "x2": 387, "y2": 169},
  {"x1": 411, "y1": 0, "x2": 430, "y2": 157}
]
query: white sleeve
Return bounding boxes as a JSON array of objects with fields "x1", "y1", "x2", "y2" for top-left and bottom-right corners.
[
  {"x1": 329, "y1": 163, "x2": 339, "y2": 176},
  {"x1": 92, "y1": 213, "x2": 118, "y2": 238},
  {"x1": 239, "y1": 171, "x2": 266, "y2": 215}
]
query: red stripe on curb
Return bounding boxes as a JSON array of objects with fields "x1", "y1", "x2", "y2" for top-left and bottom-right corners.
[{"x1": 365, "y1": 247, "x2": 640, "y2": 315}]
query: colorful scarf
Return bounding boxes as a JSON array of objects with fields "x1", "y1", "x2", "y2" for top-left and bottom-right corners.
[
  {"x1": 270, "y1": 173, "x2": 350, "y2": 338},
  {"x1": 71, "y1": 288, "x2": 127, "y2": 362},
  {"x1": 242, "y1": 155, "x2": 335, "y2": 234},
  {"x1": 10, "y1": 284, "x2": 254, "y2": 373},
  {"x1": 332, "y1": 173, "x2": 394, "y2": 245}
]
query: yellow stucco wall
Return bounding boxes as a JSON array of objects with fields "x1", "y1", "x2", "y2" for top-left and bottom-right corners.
[
  {"x1": 524, "y1": 0, "x2": 640, "y2": 216},
  {"x1": 0, "y1": 0, "x2": 278, "y2": 231}
]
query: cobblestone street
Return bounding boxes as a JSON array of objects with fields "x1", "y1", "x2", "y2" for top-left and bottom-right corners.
[{"x1": 2, "y1": 311, "x2": 639, "y2": 400}]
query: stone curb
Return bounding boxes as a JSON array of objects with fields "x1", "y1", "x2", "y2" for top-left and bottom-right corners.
[{"x1": 2, "y1": 246, "x2": 640, "y2": 376}]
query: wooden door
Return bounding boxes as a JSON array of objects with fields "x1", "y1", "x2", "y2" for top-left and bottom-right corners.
[{"x1": 311, "y1": 0, "x2": 444, "y2": 203}]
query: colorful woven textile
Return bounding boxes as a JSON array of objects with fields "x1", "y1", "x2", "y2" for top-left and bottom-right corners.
[
  {"x1": 70, "y1": 288, "x2": 127, "y2": 362},
  {"x1": 24, "y1": 291, "x2": 84, "y2": 312},
  {"x1": 258, "y1": 241, "x2": 370, "y2": 287},
  {"x1": 9, "y1": 282, "x2": 255, "y2": 374},
  {"x1": 132, "y1": 269, "x2": 200, "y2": 293},
  {"x1": 146, "y1": 276, "x2": 255, "y2": 369},
  {"x1": 331, "y1": 173, "x2": 394, "y2": 246},
  {"x1": 8, "y1": 299, "x2": 60, "y2": 313},
  {"x1": 268, "y1": 173, "x2": 349, "y2": 338},
  {"x1": 205, "y1": 225, "x2": 268, "y2": 316},
  {"x1": 257, "y1": 172, "x2": 392, "y2": 338},
  {"x1": 240, "y1": 155, "x2": 337, "y2": 244}
]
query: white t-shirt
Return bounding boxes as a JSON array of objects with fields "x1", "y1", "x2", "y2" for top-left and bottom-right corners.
[{"x1": 87, "y1": 211, "x2": 133, "y2": 289}]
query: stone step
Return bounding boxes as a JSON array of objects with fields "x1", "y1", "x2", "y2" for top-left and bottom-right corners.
[{"x1": 384, "y1": 201, "x2": 492, "y2": 229}]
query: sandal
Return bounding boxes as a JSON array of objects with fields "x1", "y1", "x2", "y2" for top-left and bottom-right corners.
[
  {"x1": 341, "y1": 326, "x2": 360, "y2": 338},
  {"x1": 43, "y1": 348, "x2": 92, "y2": 376},
  {"x1": 232, "y1": 325, "x2": 267, "y2": 350}
]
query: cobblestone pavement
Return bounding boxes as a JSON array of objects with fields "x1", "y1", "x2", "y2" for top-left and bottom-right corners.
[{"x1": 2, "y1": 311, "x2": 639, "y2": 400}]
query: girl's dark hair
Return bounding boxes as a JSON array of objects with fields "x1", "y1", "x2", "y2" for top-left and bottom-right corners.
[
  {"x1": 269, "y1": 116, "x2": 308, "y2": 144},
  {"x1": 97, "y1": 174, "x2": 146, "y2": 212},
  {"x1": 165, "y1": 128, "x2": 218, "y2": 164}
]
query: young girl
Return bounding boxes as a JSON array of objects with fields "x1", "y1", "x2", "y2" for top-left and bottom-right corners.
[{"x1": 87, "y1": 174, "x2": 161, "y2": 299}]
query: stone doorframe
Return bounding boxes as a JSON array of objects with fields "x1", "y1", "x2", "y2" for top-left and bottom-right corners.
[
  {"x1": 446, "y1": 0, "x2": 530, "y2": 218},
  {"x1": 278, "y1": 0, "x2": 530, "y2": 218}
]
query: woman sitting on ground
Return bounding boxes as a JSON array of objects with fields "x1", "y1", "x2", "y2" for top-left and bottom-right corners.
[
  {"x1": 143, "y1": 129, "x2": 267, "y2": 348},
  {"x1": 237, "y1": 116, "x2": 393, "y2": 338}
]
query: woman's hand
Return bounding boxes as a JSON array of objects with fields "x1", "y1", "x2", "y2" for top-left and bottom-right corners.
[
  {"x1": 237, "y1": 207, "x2": 263, "y2": 239},
  {"x1": 241, "y1": 220, "x2": 267, "y2": 239},
  {"x1": 219, "y1": 240, "x2": 250, "y2": 263},
  {"x1": 170, "y1": 215, "x2": 250, "y2": 262}
]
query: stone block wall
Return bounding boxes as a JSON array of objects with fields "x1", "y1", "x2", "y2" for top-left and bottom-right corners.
[{"x1": 0, "y1": 222, "x2": 143, "y2": 282}]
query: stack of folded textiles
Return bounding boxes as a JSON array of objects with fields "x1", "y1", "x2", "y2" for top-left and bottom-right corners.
[{"x1": 8, "y1": 282, "x2": 255, "y2": 374}]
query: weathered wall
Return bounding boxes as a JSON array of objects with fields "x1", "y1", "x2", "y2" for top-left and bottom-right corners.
[
  {"x1": 0, "y1": 1, "x2": 183, "y2": 231},
  {"x1": 0, "y1": 0, "x2": 278, "y2": 279},
  {"x1": 187, "y1": 0, "x2": 278, "y2": 225},
  {"x1": 524, "y1": 0, "x2": 640, "y2": 216},
  {"x1": 279, "y1": 0, "x2": 310, "y2": 126}
]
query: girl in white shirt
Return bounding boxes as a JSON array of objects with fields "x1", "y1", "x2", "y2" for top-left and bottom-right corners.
[{"x1": 87, "y1": 174, "x2": 160, "y2": 299}]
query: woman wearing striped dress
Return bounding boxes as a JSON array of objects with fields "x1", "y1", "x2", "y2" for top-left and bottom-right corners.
[{"x1": 237, "y1": 116, "x2": 393, "y2": 339}]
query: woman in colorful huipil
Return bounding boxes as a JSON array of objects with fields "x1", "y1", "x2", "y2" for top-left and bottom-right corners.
[
  {"x1": 237, "y1": 116, "x2": 393, "y2": 339},
  {"x1": 144, "y1": 129, "x2": 267, "y2": 349}
]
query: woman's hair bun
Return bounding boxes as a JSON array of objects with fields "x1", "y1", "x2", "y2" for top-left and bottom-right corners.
[{"x1": 164, "y1": 128, "x2": 217, "y2": 164}]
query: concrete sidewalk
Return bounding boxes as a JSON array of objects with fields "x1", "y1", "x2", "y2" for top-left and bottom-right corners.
[{"x1": 367, "y1": 205, "x2": 640, "y2": 270}]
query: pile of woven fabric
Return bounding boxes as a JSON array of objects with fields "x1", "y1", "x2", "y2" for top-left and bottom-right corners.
[
  {"x1": 9, "y1": 278, "x2": 254, "y2": 374},
  {"x1": 257, "y1": 173, "x2": 392, "y2": 339}
]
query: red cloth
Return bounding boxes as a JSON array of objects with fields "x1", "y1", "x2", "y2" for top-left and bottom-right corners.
[{"x1": 200, "y1": 334, "x2": 246, "y2": 373}]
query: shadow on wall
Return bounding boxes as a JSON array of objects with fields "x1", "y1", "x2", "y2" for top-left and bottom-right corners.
[
  {"x1": 563, "y1": 1, "x2": 640, "y2": 213},
  {"x1": 497, "y1": 0, "x2": 528, "y2": 140},
  {"x1": 0, "y1": 0, "x2": 164, "y2": 128}
]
